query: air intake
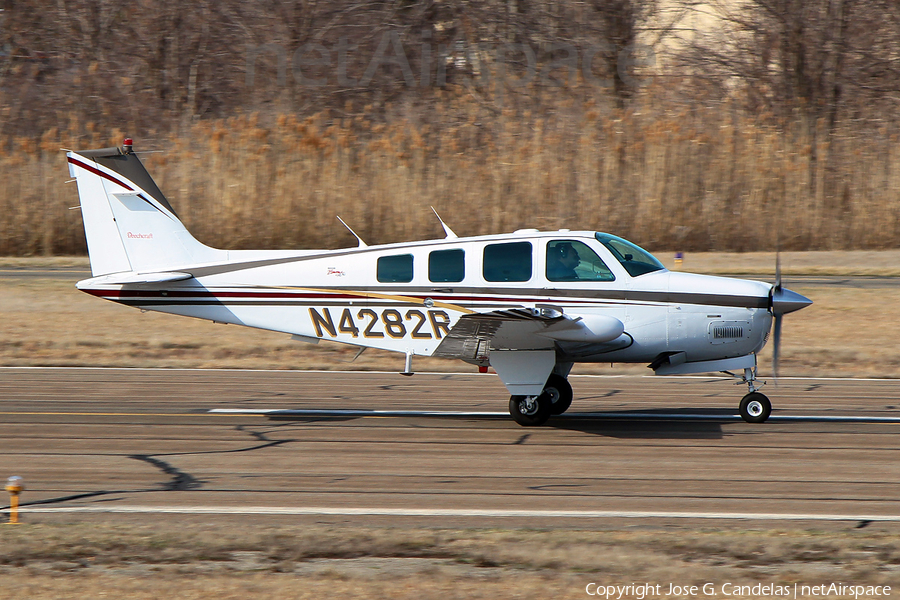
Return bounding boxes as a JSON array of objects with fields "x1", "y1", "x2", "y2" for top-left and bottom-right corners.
[
  {"x1": 708, "y1": 320, "x2": 751, "y2": 345},
  {"x1": 713, "y1": 325, "x2": 743, "y2": 339}
]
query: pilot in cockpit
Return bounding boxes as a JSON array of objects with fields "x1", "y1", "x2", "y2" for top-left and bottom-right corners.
[{"x1": 547, "y1": 242, "x2": 580, "y2": 281}]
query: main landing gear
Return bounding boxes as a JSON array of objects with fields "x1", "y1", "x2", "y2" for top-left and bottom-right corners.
[
  {"x1": 507, "y1": 367, "x2": 773, "y2": 426},
  {"x1": 508, "y1": 374, "x2": 573, "y2": 426},
  {"x1": 737, "y1": 367, "x2": 772, "y2": 423}
]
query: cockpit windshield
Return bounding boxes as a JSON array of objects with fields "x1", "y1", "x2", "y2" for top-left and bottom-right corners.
[{"x1": 594, "y1": 233, "x2": 665, "y2": 277}]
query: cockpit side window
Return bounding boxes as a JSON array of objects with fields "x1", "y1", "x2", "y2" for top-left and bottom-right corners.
[
  {"x1": 546, "y1": 240, "x2": 615, "y2": 282},
  {"x1": 594, "y1": 233, "x2": 665, "y2": 277}
]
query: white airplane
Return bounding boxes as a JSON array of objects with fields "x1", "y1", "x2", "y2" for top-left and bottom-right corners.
[{"x1": 66, "y1": 139, "x2": 812, "y2": 426}]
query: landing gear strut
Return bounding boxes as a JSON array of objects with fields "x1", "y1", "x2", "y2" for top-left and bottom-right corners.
[
  {"x1": 737, "y1": 366, "x2": 771, "y2": 423},
  {"x1": 508, "y1": 374, "x2": 573, "y2": 426}
]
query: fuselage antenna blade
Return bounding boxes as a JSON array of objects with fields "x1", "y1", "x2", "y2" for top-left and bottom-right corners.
[
  {"x1": 431, "y1": 207, "x2": 458, "y2": 239},
  {"x1": 336, "y1": 216, "x2": 368, "y2": 247}
]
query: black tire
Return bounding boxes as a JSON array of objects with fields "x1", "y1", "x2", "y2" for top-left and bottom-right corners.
[
  {"x1": 739, "y1": 392, "x2": 772, "y2": 423},
  {"x1": 509, "y1": 394, "x2": 552, "y2": 426},
  {"x1": 545, "y1": 374, "x2": 574, "y2": 415}
]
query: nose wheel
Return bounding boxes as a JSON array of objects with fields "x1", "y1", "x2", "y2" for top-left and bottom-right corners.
[{"x1": 739, "y1": 392, "x2": 771, "y2": 423}]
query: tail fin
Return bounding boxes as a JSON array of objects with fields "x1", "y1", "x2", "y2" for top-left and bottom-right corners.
[{"x1": 67, "y1": 142, "x2": 222, "y2": 277}]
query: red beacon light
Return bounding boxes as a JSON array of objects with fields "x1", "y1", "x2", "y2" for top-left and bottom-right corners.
[{"x1": 123, "y1": 138, "x2": 133, "y2": 154}]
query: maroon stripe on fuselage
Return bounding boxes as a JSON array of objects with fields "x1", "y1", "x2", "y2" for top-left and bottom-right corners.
[
  {"x1": 79, "y1": 288, "x2": 620, "y2": 306},
  {"x1": 68, "y1": 156, "x2": 134, "y2": 191},
  {"x1": 82, "y1": 289, "x2": 362, "y2": 300}
]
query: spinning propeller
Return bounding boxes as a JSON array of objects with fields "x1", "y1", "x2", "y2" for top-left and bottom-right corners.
[{"x1": 768, "y1": 252, "x2": 813, "y2": 378}]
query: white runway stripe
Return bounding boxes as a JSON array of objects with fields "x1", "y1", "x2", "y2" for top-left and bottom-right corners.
[
  {"x1": 208, "y1": 408, "x2": 900, "y2": 423},
  {"x1": 210, "y1": 408, "x2": 507, "y2": 417},
  {"x1": 6, "y1": 505, "x2": 899, "y2": 521}
]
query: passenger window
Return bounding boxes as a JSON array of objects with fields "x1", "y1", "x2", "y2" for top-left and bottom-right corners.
[
  {"x1": 377, "y1": 254, "x2": 413, "y2": 283},
  {"x1": 547, "y1": 240, "x2": 615, "y2": 282},
  {"x1": 483, "y1": 242, "x2": 532, "y2": 282},
  {"x1": 429, "y1": 249, "x2": 465, "y2": 283}
]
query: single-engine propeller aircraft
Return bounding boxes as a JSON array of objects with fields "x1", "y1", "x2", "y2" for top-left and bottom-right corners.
[{"x1": 66, "y1": 139, "x2": 812, "y2": 426}]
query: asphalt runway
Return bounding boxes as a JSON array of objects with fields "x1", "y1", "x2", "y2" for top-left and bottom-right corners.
[{"x1": 2, "y1": 368, "x2": 900, "y2": 528}]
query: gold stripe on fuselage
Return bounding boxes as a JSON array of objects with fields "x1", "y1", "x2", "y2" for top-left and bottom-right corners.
[{"x1": 259, "y1": 286, "x2": 477, "y2": 314}]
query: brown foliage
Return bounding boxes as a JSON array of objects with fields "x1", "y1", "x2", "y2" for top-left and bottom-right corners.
[
  {"x1": 3, "y1": 88, "x2": 900, "y2": 255},
  {"x1": 0, "y1": 1, "x2": 898, "y2": 253}
]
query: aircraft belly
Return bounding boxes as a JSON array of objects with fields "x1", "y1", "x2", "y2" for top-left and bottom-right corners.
[{"x1": 143, "y1": 303, "x2": 247, "y2": 326}]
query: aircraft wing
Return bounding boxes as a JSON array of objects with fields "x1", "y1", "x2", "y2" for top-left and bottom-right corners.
[
  {"x1": 432, "y1": 307, "x2": 626, "y2": 361},
  {"x1": 431, "y1": 308, "x2": 558, "y2": 361}
]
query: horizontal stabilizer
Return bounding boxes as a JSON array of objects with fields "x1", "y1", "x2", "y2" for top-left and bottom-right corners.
[{"x1": 77, "y1": 271, "x2": 193, "y2": 287}]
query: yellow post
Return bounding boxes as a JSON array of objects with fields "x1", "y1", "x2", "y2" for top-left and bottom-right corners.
[{"x1": 5, "y1": 476, "x2": 23, "y2": 524}]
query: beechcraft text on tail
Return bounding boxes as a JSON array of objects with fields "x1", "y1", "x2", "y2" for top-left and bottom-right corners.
[{"x1": 66, "y1": 139, "x2": 812, "y2": 426}]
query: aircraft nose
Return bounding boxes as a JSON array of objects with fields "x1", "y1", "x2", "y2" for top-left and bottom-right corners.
[{"x1": 771, "y1": 287, "x2": 813, "y2": 315}]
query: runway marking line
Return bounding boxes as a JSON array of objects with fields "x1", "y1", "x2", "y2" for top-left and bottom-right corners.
[
  {"x1": 2, "y1": 409, "x2": 900, "y2": 423},
  {"x1": 0, "y1": 412, "x2": 226, "y2": 417},
  {"x1": 6, "y1": 505, "x2": 900, "y2": 522},
  {"x1": 208, "y1": 409, "x2": 900, "y2": 423}
]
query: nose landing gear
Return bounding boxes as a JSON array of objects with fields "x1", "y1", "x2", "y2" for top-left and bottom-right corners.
[
  {"x1": 739, "y1": 392, "x2": 772, "y2": 423},
  {"x1": 738, "y1": 366, "x2": 771, "y2": 423}
]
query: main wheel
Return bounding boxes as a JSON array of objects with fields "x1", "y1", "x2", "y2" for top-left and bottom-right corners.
[
  {"x1": 509, "y1": 394, "x2": 552, "y2": 426},
  {"x1": 739, "y1": 392, "x2": 772, "y2": 423},
  {"x1": 544, "y1": 374, "x2": 574, "y2": 415}
]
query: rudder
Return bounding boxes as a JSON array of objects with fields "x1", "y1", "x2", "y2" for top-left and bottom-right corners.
[{"x1": 67, "y1": 141, "x2": 221, "y2": 276}]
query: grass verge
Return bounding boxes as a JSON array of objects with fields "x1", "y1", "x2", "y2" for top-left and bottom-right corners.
[{"x1": 0, "y1": 522, "x2": 898, "y2": 599}]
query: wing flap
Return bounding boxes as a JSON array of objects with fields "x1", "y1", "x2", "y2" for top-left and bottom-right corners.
[
  {"x1": 432, "y1": 309, "x2": 564, "y2": 360},
  {"x1": 432, "y1": 315, "x2": 502, "y2": 360}
]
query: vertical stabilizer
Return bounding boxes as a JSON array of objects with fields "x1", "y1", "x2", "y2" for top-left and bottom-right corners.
[{"x1": 67, "y1": 142, "x2": 222, "y2": 276}]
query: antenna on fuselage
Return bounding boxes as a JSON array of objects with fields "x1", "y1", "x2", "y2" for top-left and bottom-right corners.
[
  {"x1": 336, "y1": 216, "x2": 367, "y2": 248},
  {"x1": 430, "y1": 207, "x2": 457, "y2": 239}
]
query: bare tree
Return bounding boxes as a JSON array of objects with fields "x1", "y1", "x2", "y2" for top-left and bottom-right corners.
[{"x1": 678, "y1": 0, "x2": 900, "y2": 129}]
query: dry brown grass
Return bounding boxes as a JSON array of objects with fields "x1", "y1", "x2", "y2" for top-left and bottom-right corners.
[
  {"x1": 0, "y1": 522, "x2": 897, "y2": 599},
  {"x1": 3, "y1": 89, "x2": 900, "y2": 256},
  {"x1": 0, "y1": 255, "x2": 895, "y2": 377}
]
